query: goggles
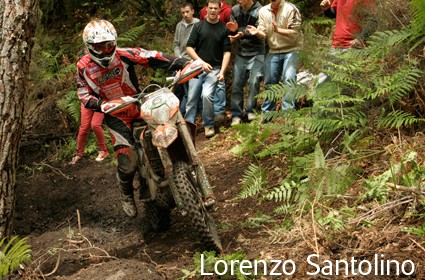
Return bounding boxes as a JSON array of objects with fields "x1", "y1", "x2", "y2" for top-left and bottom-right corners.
[{"x1": 88, "y1": 41, "x2": 116, "y2": 54}]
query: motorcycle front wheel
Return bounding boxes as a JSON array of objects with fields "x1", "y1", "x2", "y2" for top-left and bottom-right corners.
[{"x1": 173, "y1": 161, "x2": 222, "y2": 253}]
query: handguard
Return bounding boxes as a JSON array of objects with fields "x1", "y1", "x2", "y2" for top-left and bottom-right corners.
[
  {"x1": 101, "y1": 96, "x2": 138, "y2": 115},
  {"x1": 176, "y1": 59, "x2": 203, "y2": 85}
]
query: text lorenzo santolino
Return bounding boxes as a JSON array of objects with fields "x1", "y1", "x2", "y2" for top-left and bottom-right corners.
[{"x1": 200, "y1": 254, "x2": 415, "y2": 277}]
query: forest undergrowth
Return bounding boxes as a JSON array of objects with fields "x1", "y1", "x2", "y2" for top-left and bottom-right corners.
[{"x1": 2, "y1": 0, "x2": 425, "y2": 278}]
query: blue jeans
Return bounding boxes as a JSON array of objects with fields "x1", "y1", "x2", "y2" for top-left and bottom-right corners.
[
  {"x1": 184, "y1": 69, "x2": 219, "y2": 127},
  {"x1": 262, "y1": 51, "x2": 299, "y2": 112},
  {"x1": 214, "y1": 80, "x2": 226, "y2": 115},
  {"x1": 231, "y1": 54, "x2": 264, "y2": 118}
]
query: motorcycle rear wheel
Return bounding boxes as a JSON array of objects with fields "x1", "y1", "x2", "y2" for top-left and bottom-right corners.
[{"x1": 173, "y1": 161, "x2": 222, "y2": 253}]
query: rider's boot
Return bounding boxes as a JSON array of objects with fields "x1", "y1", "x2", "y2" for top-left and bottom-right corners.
[
  {"x1": 116, "y1": 147, "x2": 139, "y2": 218},
  {"x1": 117, "y1": 174, "x2": 137, "y2": 218}
]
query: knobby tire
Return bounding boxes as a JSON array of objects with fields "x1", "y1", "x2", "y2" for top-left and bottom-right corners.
[{"x1": 173, "y1": 161, "x2": 222, "y2": 253}]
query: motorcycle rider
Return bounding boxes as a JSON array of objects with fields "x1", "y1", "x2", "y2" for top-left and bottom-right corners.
[{"x1": 76, "y1": 19, "x2": 188, "y2": 218}]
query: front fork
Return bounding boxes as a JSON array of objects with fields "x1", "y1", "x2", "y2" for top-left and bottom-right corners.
[{"x1": 175, "y1": 112, "x2": 216, "y2": 206}]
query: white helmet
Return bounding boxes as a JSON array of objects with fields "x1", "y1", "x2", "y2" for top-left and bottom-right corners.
[{"x1": 83, "y1": 20, "x2": 117, "y2": 67}]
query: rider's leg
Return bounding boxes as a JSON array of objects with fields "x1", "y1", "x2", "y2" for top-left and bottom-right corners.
[{"x1": 116, "y1": 146, "x2": 139, "y2": 218}]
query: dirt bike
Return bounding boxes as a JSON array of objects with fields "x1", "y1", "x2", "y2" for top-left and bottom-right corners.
[{"x1": 104, "y1": 60, "x2": 222, "y2": 252}]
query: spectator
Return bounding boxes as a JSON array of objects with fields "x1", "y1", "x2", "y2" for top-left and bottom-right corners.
[
  {"x1": 69, "y1": 104, "x2": 109, "y2": 164},
  {"x1": 199, "y1": 0, "x2": 231, "y2": 24},
  {"x1": 185, "y1": 0, "x2": 232, "y2": 138},
  {"x1": 226, "y1": 0, "x2": 265, "y2": 125},
  {"x1": 76, "y1": 19, "x2": 186, "y2": 218},
  {"x1": 200, "y1": 0, "x2": 232, "y2": 123},
  {"x1": 247, "y1": 0, "x2": 302, "y2": 118},
  {"x1": 320, "y1": 0, "x2": 377, "y2": 50},
  {"x1": 173, "y1": 2, "x2": 200, "y2": 114}
]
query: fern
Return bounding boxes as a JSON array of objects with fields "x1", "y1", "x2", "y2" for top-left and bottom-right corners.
[
  {"x1": 237, "y1": 164, "x2": 267, "y2": 199},
  {"x1": 230, "y1": 122, "x2": 272, "y2": 157},
  {"x1": 118, "y1": 24, "x2": 146, "y2": 46},
  {"x1": 377, "y1": 109, "x2": 424, "y2": 129},
  {"x1": 267, "y1": 181, "x2": 302, "y2": 205},
  {"x1": 367, "y1": 30, "x2": 410, "y2": 54},
  {"x1": 0, "y1": 236, "x2": 32, "y2": 277},
  {"x1": 57, "y1": 90, "x2": 81, "y2": 124},
  {"x1": 366, "y1": 62, "x2": 423, "y2": 103},
  {"x1": 408, "y1": 0, "x2": 425, "y2": 50},
  {"x1": 241, "y1": 212, "x2": 275, "y2": 228}
]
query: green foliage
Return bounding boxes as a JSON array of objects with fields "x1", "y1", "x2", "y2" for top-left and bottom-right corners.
[
  {"x1": 403, "y1": 221, "x2": 425, "y2": 236},
  {"x1": 407, "y1": 0, "x2": 425, "y2": 50},
  {"x1": 117, "y1": 24, "x2": 146, "y2": 46},
  {"x1": 365, "y1": 59, "x2": 423, "y2": 104},
  {"x1": 403, "y1": 199, "x2": 425, "y2": 236},
  {"x1": 241, "y1": 212, "x2": 275, "y2": 228},
  {"x1": 316, "y1": 210, "x2": 346, "y2": 232},
  {"x1": 294, "y1": 143, "x2": 354, "y2": 200},
  {"x1": 266, "y1": 181, "x2": 307, "y2": 216},
  {"x1": 230, "y1": 122, "x2": 272, "y2": 157},
  {"x1": 361, "y1": 151, "x2": 421, "y2": 202},
  {"x1": 0, "y1": 236, "x2": 32, "y2": 277},
  {"x1": 57, "y1": 90, "x2": 81, "y2": 124},
  {"x1": 237, "y1": 164, "x2": 267, "y2": 199},
  {"x1": 378, "y1": 109, "x2": 424, "y2": 129}
]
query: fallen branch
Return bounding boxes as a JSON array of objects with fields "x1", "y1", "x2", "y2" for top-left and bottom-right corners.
[
  {"x1": 409, "y1": 238, "x2": 425, "y2": 253},
  {"x1": 41, "y1": 252, "x2": 61, "y2": 277},
  {"x1": 34, "y1": 162, "x2": 72, "y2": 180},
  {"x1": 386, "y1": 182, "x2": 425, "y2": 196},
  {"x1": 350, "y1": 196, "x2": 413, "y2": 225}
]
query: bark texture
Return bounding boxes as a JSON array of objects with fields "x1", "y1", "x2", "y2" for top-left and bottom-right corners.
[{"x1": 0, "y1": 0, "x2": 38, "y2": 238}]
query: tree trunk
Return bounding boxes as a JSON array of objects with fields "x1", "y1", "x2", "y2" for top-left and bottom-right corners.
[{"x1": 0, "y1": 0, "x2": 38, "y2": 239}]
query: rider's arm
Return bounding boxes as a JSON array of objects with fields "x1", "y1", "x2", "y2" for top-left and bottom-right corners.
[
  {"x1": 123, "y1": 48, "x2": 187, "y2": 71},
  {"x1": 76, "y1": 56, "x2": 103, "y2": 111}
]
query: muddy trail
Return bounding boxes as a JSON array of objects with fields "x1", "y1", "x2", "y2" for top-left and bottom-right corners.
[
  {"x1": 14, "y1": 130, "x2": 276, "y2": 279},
  {"x1": 13, "y1": 122, "x2": 425, "y2": 279}
]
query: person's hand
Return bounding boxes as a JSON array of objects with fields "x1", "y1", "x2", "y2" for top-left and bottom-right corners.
[
  {"x1": 201, "y1": 61, "x2": 213, "y2": 73},
  {"x1": 217, "y1": 72, "x2": 225, "y2": 82},
  {"x1": 246, "y1": 25, "x2": 257, "y2": 35},
  {"x1": 228, "y1": 31, "x2": 243, "y2": 40},
  {"x1": 320, "y1": 0, "x2": 332, "y2": 10},
  {"x1": 226, "y1": 21, "x2": 238, "y2": 32}
]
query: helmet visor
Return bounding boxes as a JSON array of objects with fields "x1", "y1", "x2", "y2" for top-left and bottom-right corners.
[{"x1": 88, "y1": 41, "x2": 116, "y2": 55}]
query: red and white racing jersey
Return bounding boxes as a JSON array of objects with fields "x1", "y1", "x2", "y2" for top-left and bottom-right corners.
[{"x1": 76, "y1": 47, "x2": 183, "y2": 110}]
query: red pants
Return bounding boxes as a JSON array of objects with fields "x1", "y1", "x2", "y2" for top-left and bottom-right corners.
[{"x1": 76, "y1": 104, "x2": 107, "y2": 157}]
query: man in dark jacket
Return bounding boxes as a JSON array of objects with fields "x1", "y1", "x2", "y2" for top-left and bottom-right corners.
[{"x1": 226, "y1": 0, "x2": 265, "y2": 125}]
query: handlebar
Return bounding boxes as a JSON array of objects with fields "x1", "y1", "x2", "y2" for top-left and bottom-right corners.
[
  {"x1": 103, "y1": 98, "x2": 140, "y2": 114},
  {"x1": 104, "y1": 60, "x2": 203, "y2": 115}
]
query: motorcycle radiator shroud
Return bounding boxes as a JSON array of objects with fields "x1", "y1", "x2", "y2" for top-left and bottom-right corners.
[{"x1": 139, "y1": 88, "x2": 180, "y2": 148}]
